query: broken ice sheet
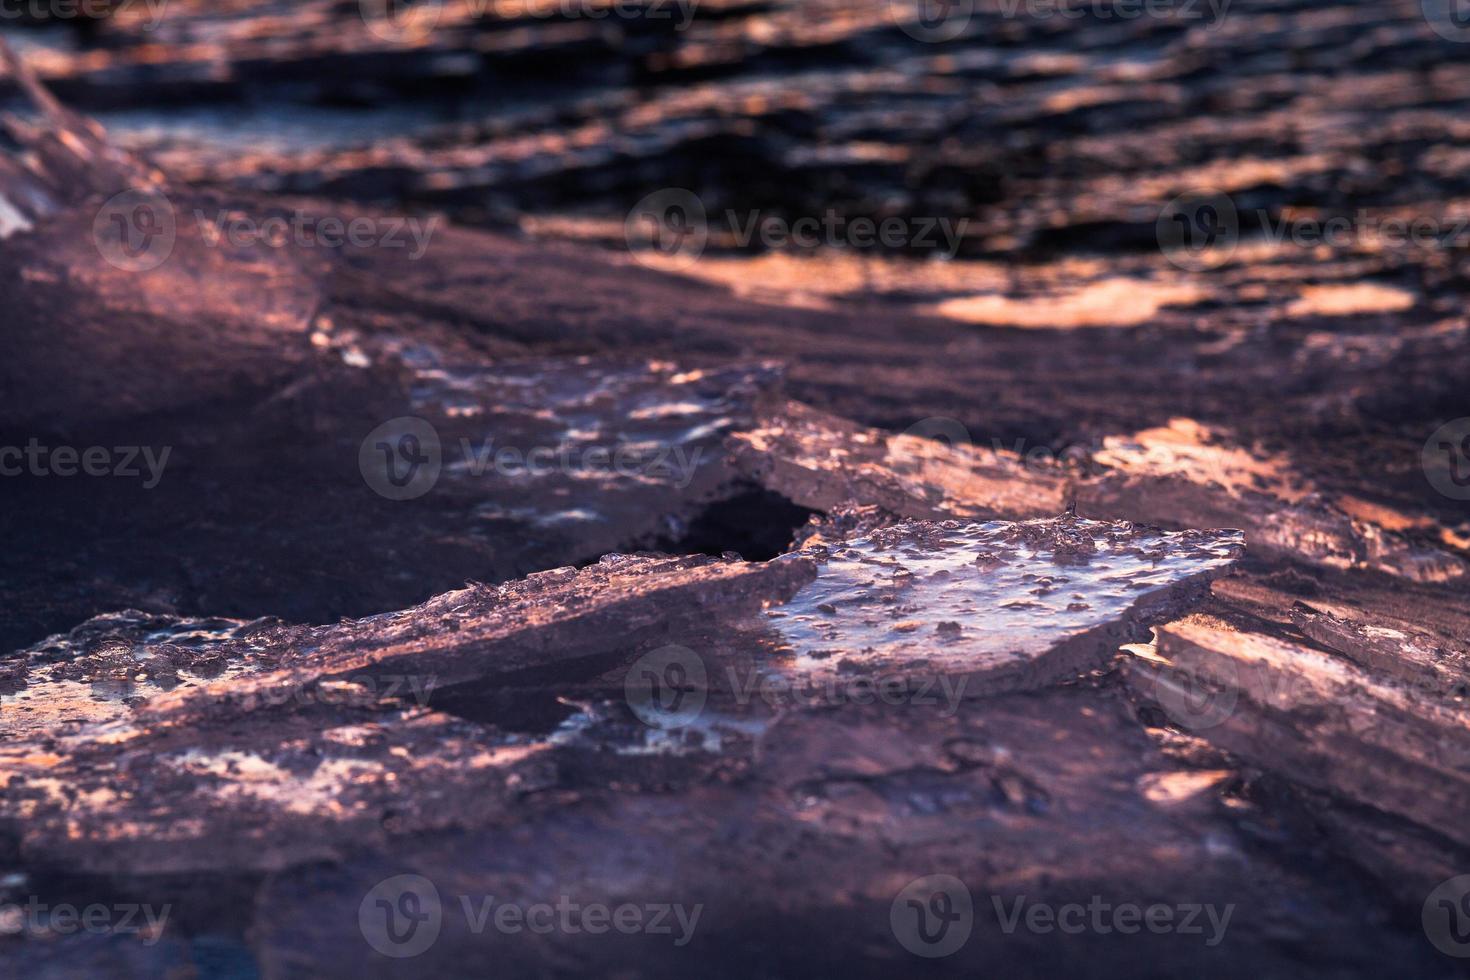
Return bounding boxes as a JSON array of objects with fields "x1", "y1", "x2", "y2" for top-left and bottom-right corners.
[
  {"x1": 764, "y1": 515, "x2": 1243, "y2": 693},
  {"x1": 0, "y1": 612, "x2": 281, "y2": 742},
  {"x1": 729, "y1": 399, "x2": 1068, "y2": 521},
  {"x1": 0, "y1": 553, "x2": 814, "y2": 873},
  {"x1": 1132, "y1": 617, "x2": 1470, "y2": 851},
  {"x1": 1081, "y1": 418, "x2": 1467, "y2": 582},
  {"x1": 0, "y1": 351, "x2": 794, "y2": 649}
]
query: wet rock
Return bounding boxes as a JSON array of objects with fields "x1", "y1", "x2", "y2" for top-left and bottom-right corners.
[
  {"x1": 1131, "y1": 617, "x2": 1470, "y2": 851},
  {"x1": 250, "y1": 689, "x2": 1447, "y2": 978},
  {"x1": 0, "y1": 39, "x2": 324, "y2": 430},
  {"x1": 1211, "y1": 572, "x2": 1470, "y2": 695},
  {"x1": 1081, "y1": 418, "x2": 1467, "y2": 581},
  {"x1": 3, "y1": 8, "x2": 1470, "y2": 976},
  {"x1": 0, "y1": 552, "x2": 812, "y2": 873},
  {"x1": 728, "y1": 400, "x2": 1069, "y2": 520},
  {"x1": 0, "y1": 509, "x2": 1242, "y2": 878},
  {"x1": 0, "y1": 351, "x2": 793, "y2": 650}
]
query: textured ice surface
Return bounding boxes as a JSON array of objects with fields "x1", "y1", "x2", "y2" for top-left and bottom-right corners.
[
  {"x1": 769, "y1": 516, "x2": 1243, "y2": 688},
  {"x1": 0, "y1": 613, "x2": 277, "y2": 741}
]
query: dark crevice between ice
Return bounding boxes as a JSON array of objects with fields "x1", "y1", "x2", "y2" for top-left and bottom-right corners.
[
  {"x1": 652, "y1": 485, "x2": 817, "y2": 563},
  {"x1": 428, "y1": 487, "x2": 816, "y2": 732},
  {"x1": 424, "y1": 647, "x2": 633, "y2": 733}
]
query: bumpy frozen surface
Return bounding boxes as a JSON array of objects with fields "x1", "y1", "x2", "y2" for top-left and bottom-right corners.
[{"x1": 771, "y1": 516, "x2": 1244, "y2": 680}]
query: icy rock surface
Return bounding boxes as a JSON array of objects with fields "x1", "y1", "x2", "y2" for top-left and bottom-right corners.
[{"x1": 769, "y1": 516, "x2": 1243, "y2": 690}]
